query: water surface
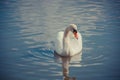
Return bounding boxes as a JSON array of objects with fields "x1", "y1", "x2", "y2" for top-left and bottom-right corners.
[{"x1": 0, "y1": 0, "x2": 120, "y2": 80}]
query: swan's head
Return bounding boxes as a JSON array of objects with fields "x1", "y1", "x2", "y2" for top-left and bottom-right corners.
[{"x1": 64, "y1": 24, "x2": 78, "y2": 39}]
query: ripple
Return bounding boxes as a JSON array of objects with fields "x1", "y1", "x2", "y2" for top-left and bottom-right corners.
[
  {"x1": 27, "y1": 47, "x2": 54, "y2": 60},
  {"x1": 1, "y1": 0, "x2": 119, "y2": 80}
]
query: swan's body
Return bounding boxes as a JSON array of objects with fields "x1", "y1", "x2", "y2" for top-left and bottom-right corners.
[{"x1": 54, "y1": 24, "x2": 82, "y2": 56}]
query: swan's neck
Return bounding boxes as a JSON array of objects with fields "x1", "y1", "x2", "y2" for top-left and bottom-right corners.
[
  {"x1": 63, "y1": 37, "x2": 70, "y2": 55},
  {"x1": 63, "y1": 31, "x2": 72, "y2": 55}
]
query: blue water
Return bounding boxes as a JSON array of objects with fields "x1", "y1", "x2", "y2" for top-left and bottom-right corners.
[{"x1": 0, "y1": 0, "x2": 120, "y2": 80}]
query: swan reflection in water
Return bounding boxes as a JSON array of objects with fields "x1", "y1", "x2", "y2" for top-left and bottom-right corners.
[{"x1": 54, "y1": 51, "x2": 82, "y2": 80}]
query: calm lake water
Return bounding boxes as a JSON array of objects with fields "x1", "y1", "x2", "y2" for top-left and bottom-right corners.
[{"x1": 0, "y1": 0, "x2": 120, "y2": 80}]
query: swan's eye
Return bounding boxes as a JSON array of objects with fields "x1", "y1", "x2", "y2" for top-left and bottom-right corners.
[{"x1": 73, "y1": 29, "x2": 77, "y2": 33}]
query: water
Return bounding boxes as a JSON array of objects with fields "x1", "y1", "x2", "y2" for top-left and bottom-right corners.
[{"x1": 0, "y1": 0, "x2": 120, "y2": 80}]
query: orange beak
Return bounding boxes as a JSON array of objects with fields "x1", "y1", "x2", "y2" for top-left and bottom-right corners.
[{"x1": 73, "y1": 32, "x2": 78, "y2": 39}]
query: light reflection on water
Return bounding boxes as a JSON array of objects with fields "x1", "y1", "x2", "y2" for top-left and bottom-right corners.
[{"x1": 0, "y1": 0, "x2": 120, "y2": 80}]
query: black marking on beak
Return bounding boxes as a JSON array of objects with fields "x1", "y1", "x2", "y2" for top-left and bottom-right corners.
[{"x1": 73, "y1": 29, "x2": 77, "y2": 33}]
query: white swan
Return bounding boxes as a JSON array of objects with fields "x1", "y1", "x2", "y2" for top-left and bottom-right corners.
[{"x1": 54, "y1": 24, "x2": 82, "y2": 56}]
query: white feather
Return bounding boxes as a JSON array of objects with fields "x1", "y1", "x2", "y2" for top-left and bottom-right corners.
[
  {"x1": 54, "y1": 31, "x2": 64, "y2": 54},
  {"x1": 54, "y1": 24, "x2": 82, "y2": 56}
]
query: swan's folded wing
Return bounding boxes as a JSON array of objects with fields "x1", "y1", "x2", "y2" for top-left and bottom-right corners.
[
  {"x1": 54, "y1": 31, "x2": 64, "y2": 54},
  {"x1": 69, "y1": 32, "x2": 82, "y2": 56}
]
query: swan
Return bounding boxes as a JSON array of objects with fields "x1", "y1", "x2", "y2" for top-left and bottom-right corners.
[{"x1": 54, "y1": 24, "x2": 82, "y2": 56}]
